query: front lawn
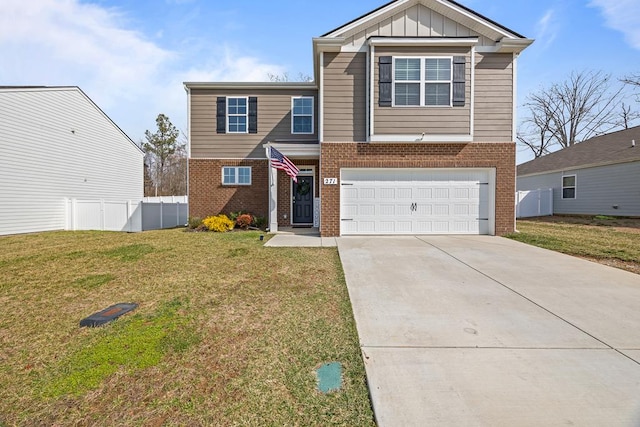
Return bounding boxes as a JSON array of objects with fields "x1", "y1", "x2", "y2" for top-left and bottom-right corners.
[
  {"x1": 0, "y1": 229, "x2": 374, "y2": 426},
  {"x1": 507, "y1": 216, "x2": 640, "y2": 274}
]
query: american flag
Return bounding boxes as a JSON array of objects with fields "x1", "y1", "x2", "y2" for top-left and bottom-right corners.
[{"x1": 270, "y1": 147, "x2": 299, "y2": 183}]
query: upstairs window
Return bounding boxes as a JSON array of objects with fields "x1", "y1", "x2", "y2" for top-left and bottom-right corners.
[
  {"x1": 217, "y1": 97, "x2": 257, "y2": 134},
  {"x1": 380, "y1": 55, "x2": 464, "y2": 108},
  {"x1": 394, "y1": 57, "x2": 452, "y2": 107},
  {"x1": 227, "y1": 97, "x2": 247, "y2": 133},
  {"x1": 292, "y1": 97, "x2": 314, "y2": 134},
  {"x1": 562, "y1": 175, "x2": 576, "y2": 199}
]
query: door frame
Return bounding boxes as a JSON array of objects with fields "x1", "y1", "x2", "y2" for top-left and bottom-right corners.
[{"x1": 290, "y1": 166, "x2": 316, "y2": 225}]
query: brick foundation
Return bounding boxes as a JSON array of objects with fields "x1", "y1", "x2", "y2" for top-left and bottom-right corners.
[{"x1": 319, "y1": 142, "x2": 516, "y2": 237}]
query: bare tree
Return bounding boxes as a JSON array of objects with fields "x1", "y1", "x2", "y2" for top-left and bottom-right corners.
[
  {"x1": 620, "y1": 102, "x2": 640, "y2": 129},
  {"x1": 267, "y1": 72, "x2": 312, "y2": 82},
  {"x1": 621, "y1": 72, "x2": 640, "y2": 88},
  {"x1": 518, "y1": 71, "x2": 625, "y2": 157}
]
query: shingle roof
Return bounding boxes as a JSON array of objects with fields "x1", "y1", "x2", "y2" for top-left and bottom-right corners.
[{"x1": 517, "y1": 126, "x2": 640, "y2": 177}]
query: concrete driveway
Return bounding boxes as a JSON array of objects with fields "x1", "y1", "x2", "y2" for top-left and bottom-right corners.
[{"x1": 337, "y1": 236, "x2": 640, "y2": 426}]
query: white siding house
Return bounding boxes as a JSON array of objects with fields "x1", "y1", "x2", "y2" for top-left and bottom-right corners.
[
  {"x1": 0, "y1": 87, "x2": 144, "y2": 236},
  {"x1": 517, "y1": 126, "x2": 640, "y2": 217}
]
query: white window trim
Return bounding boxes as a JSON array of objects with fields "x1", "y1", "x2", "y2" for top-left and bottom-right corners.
[
  {"x1": 222, "y1": 166, "x2": 252, "y2": 186},
  {"x1": 291, "y1": 96, "x2": 314, "y2": 134},
  {"x1": 227, "y1": 96, "x2": 249, "y2": 134},
  {"x1": 392, "y1": 56, "x2": 453, "y2": 108},
  {"x1": 562, "y1": 174, "x2": 577, "y2": 199}
]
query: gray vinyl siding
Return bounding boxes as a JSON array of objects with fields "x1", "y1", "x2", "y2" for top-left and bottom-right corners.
[
  {"x1": 323, "y1": 52, "x2": 367, "y2": 142},
  {"x1": 190, "y1": 88, "x2": 318, "y2": 159},
  {"x1": 0, "y1": 87, "x2": 143, "y2": 236},
  {"x1": 517, "y1": 162, "x2": 640, "y2": 216},
  {"x1": 474, "y1": 53, "x2": 514, "y2": 142},
  {"x1": 373, "y1": 46, "x2": 471, "y2": 136}
]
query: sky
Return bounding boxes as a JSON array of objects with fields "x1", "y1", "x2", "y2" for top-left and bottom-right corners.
[{"x1": 1, "y1": 0, "x2": 639, "y2": 164}]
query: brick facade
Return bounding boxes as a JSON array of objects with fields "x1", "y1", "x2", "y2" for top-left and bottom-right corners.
[
  {"x1": 189, "y1": 158, "x2": 321, "y2": 227},
  {"x1": 319, "y1": 142, "x2": 516, "y2": 237},
  {"x1": 189, "y1": 159, "x2": 269, "y2": 219}
]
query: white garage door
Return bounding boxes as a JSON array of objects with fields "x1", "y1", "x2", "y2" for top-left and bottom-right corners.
[{"x1": 340, "y1": 168, "x2": 494, "y2": 235}]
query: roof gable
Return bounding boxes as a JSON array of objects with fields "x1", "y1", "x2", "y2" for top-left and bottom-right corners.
[
  {"x1": 0, "y1": 86, "x2": 143, "y2": 155},
  {"x1": 322, "y1": 0, "x2": 527, "y2": 47},
  {"x1": 517, "y1": 126, "x2": 640, "y2": 176}
]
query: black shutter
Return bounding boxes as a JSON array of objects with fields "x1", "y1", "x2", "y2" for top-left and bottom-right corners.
[
  {"x1": 379, "y1": 56, "x2": 392, "y2": 107},
  {"x1": 452, "y1": 56, "x2": 466, "y2": 107},
  {"x1": 248, "y1": 97, "x2": 258, "y2": 133},
  {"x1": 216, "y1": 97, "x2": 226, "y2": 133}
]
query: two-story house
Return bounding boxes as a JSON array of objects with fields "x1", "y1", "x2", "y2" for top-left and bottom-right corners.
[{"x1": 185, "y1": 0, "x2": 532, "y2": 237}]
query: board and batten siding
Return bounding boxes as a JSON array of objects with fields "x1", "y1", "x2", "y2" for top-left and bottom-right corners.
[
  {"x1": 517, "y1": 162, "x2": 640, "y2": 217},
  {"x1": 474, "y1": 53, "x2": 514, "y2": 142},
  {"x1": 190, "y1": 88, "x2": 318, "y2": 159},
  {"x1": 323, "y1": 52, "x2": 367, "y2": 142},
  {"x1": 373, "y1": 46, "x2": 471, "y2": 136},
  {"x1": 340, "y1": 3, "x2": 495, "y2": 49},
  {"x1": 0, "y1": 88, "x2": 143, "y2": 236}
]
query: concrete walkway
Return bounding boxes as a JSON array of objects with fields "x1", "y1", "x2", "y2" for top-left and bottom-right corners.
[
  {"x1": 337, "y1": 236, "x2": 640, "y2": 427},
  {"x1": 264, "y1": 228, "x2": 337, "y2": 247}
]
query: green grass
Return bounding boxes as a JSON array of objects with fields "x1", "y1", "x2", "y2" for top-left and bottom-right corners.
[
  {"x1": 507, "y1": 218, "x2": 640, "y2": 271},
  {"x1": 0, "y1": 229, "x2": 374, "y2": 426},
  {"x1": 41, "y1": 298, "x2": 199, "y2": 398}
]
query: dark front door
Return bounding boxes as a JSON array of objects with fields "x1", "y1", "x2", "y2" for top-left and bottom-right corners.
[{"x1": 293, "y1": 176, "x2": 314, "y2": 224}]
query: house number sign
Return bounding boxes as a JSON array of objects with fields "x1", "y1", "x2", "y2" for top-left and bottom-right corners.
[{"x1": 324, "y1": 178, "x2": 338, "y2": 185}]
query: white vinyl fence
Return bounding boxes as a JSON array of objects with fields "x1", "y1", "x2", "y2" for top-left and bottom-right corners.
[
  {"x1": 65, "y1": 198, "x2": 188, "y2": 232},
  {"x1": 515, "y1": 189, "x2": 553, "y2": 218}
]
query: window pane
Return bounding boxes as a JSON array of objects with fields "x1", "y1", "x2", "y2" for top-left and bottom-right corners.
[
  {"x1": 563, "y1": 188, "x2": 575, "y2": 199},
  {"x1": 238, "y1": 167, "x2": 251, "y2": 184},
  {"x1": 228, "y1": 98, "x2": 247, "y2": 115},
  {"x1": 223, "y1": 167, "x2": 235, "y2": 184},
  {"x1": 293, "y1": 116, "x2": 312, "y2": 133},
  {"x1": 293, "y1": 98, "x2": 313, "y2": 115},
  {"x1": 229, "y1": 116, "x2": 247, "y2": 133},
  {"x1": 395, "y1": 58, "x2": 420, "y2": 81},
  {"x1": 425, "y1": 83, "x2": 450, "y2": 106},
  {"x1": 563, "y1": 176, "x2": 576, "y2": 187},
  {"x1": 425, "y1": 58, "x2": 451, "y2": 81},
  {"x1": 395, "y1": 83, "x2": 420, "y2": 106}
]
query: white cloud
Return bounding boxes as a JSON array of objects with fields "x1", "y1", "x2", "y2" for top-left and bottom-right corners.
[
  {"x1": 534, "y1": 9, "x2": 558, "y2": 51},
  {"x1": 181, "y1": 47, "x2": 287, "y2": 82},
  {"x1": 0, "y1": 0, "x2": 287, "y2": 142},
  {"x1": 590, "y1": 0, "x2": 640, "y2": 50}
]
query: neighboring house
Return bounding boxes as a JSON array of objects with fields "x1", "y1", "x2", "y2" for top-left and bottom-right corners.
[
  {"x1": 517, "y1": 126, "x2": 640, "y2": 217},
  {"x1": 0, "y1": 86, "x2": 144, "y2": 236},
  {"x1": 185, "y1": 0, "x2": 533, "y2": 236}
]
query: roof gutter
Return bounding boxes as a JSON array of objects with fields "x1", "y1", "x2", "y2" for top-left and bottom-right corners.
[{"x1": 183, "y1": 82, "x2": 318, "y2": 90}]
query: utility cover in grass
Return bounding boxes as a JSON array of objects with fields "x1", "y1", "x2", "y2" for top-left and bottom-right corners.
[
  {"x1": 80, "y1": 303, "x2": 138, "y2": 327},
  {"x1": 316, "y1": 362, "x2": 342, "y2": 393}
]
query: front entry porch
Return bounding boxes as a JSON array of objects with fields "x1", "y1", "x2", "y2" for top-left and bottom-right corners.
[{"x1": 265, "y1": 142, "x2": 320, "y2": 233}]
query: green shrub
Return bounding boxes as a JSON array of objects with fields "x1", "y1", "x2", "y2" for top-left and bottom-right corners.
[
  {"x1": 203, "y1": 214, "x2": 235, "y2": 232},
  {"x1": 187, "y1": 216, "x2": 203, "y2": 229},
  {"x1": 228, "y1": 211, "x2": 243, "y2": 222},
  {"x1": 252, "y1": 216, "x2": 267, "y2": 230}
]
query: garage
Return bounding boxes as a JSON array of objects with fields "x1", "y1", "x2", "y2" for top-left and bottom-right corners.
[{"x1": 340, "y1": 168, "x2": 495, "y2": 235}]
